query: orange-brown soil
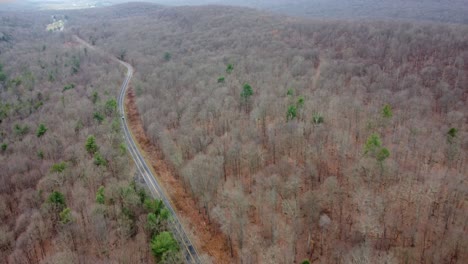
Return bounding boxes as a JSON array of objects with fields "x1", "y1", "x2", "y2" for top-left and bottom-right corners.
[{"x1": 125, "y1": 88, "x2": 234, "y2": 263}]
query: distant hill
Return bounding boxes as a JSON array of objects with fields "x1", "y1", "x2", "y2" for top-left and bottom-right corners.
[
  {"x1": 2, "y1": 0, "x2": 467, "y2": 24},
  {"x1": 152, "y1": 0, "x2": 468, "y2": 24}
]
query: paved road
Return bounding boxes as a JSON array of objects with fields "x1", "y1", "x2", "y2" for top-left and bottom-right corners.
[{"x1": 74, "y1": 35, "x2": 201, "y2": 264}]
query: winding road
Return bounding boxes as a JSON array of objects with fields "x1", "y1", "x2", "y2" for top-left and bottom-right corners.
[{"x1": 73, "y1": 35, "x2": 201, "y2": 264}]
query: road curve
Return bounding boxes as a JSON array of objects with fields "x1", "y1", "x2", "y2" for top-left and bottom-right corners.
[{"x1": 73, "y1": 35, "x2": 202, "y2": 264}]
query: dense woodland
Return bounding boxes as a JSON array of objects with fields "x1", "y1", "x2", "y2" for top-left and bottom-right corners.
[
  {"x1": 0, "y1": 10, "x2": 182, "y2": 264},
  {"x1": 70, "y1": 3, "x2": 468, "y2": 263},
  {"x1": 1, "y1": 2, "x2": 467, "y2": 264},
  {"x1": 156, "y1": 0, "x2": 468, "y2": 24}
]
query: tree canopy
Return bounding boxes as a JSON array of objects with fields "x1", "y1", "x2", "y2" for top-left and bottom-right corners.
[{"x1": 150, "y1": 231, "x2": 179, "y2": 258}]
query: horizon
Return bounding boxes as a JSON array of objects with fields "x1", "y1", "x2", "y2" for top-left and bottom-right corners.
[{"x1": 1, "y1": 0, "x2": 467, "y2": 25}]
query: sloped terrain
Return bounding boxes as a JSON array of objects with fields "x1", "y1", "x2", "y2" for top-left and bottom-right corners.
[
  {"x1": 1, "y1": 3, "x2": 467, "y2": 263},
  {"x1": 70, "y1": 4, "x2": 468, "y2": 263},
  {"x1": 0, "y1": 10, "x2": 181, "y2": 264}
]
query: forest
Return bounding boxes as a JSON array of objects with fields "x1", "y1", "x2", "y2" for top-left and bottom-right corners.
[
  {"x1": 1, "y1": 2, "x2": 468, "y2": 264},
  {"x1": 0, "y1": 8, "x2": 183, "y2": 264},
  {"x1": 153, "y1": 0, "x2": 468, "y2": 24},
  {"x1": 70, "y1": 3, "x2": 468, "y2": 263}
]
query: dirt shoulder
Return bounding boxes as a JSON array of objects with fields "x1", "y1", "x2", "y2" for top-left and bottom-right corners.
[{"x1": 125, "y1": 88, "x2": 234, "y2": 263}]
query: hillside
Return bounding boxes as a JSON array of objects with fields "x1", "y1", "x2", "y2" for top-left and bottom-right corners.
[
  {"x1": 68, "y1": 3, "x2": 468, "y2": 263},
  {"x1": 1, "y1": 2, "x2": 467, "y2": 264},
  {"x1": 0, "y1": 8, "x2": 183, "y2": 264},
  {"x1": 153, "y1": 0, "x2": 468, "y2": 24},
  {"x1": 3, "y1": 0, "x2": 468, "y2": 24}
]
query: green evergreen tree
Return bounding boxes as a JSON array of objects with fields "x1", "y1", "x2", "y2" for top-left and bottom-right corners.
[
  {"x1": 364, "y1": 133, "x2": 382, "y2": 155},
  {"x1": 48, "y1": 191, "x2": 66, "y2": 210},
  {"x1": 93, "y1": 112, "x2": 104, "y2": 123},
  {"x1": 51, "y1": 161, "x2": 67, "y2": 173},
  {"x1": 96, "y1": 186, "x2": 105, "y2": 204},
  {"x1": 144, "y1": 198, "x2": 165, "y2": 214},
  {"x1": 164, "y1": 52, "x2": 172, "y2": 61},
  {"x1": 146, "y1": 213, "x2": 160, "y2": 236},
  {"x1": 119, "y1": 143, "x2": 127, "y2": 155},
  {"x1": 14, "y1": 124, "x2": 29, "y2": 136},
  {"x1": 382, "y1": 104, "x2": 393, "y2": 119},
  {"x1": 312, "y1": 113, "x2": 324, "y2": 124},
  {"x1": 241, "y1": 83, "x2": 253, "y2": 100},
  {"x1": 105, "y1": 99, "x2": 117, "y2": 116},
  {"x1": 59, "y1": 207, "x2": 73, "y2": 224},
  {"x1": 36, "y1": 123, "x2": 47, "y2": 137},
  {"x1": 91, "y1": 91, "x2": 99, "y2": 104},
  {"x1": 94, "y1": 152, "x2": 107, "y2": 166},
  {"x1": 446, "y1": 127, "x2": 459, "y2": 162},
  {"x1": 376, "y1": 148, "x2": 390, "y2": 163},
  {"x1": 150, "y1": 231, "x2": 179, "y2": 259},
  {"x1": 0, "y1": 72, "x2": 6, "y2": 83},
  {"x1": 297, "y1": 96, "x2": 305, "y2": 108},
  {"x1": 286, "y1": 105, "x2": 297, "y2": 121},
  {"x1": 226, "y1": 64, "x2": 234, "y2": 74},
  {"x1": 85, "y1": 135, "x2": 98, "y2": 154},
  {"x1": 119, "y1": 49, "x2": 127, "y2": 61},
  {"x1": 364, "y1": 133, "x2": 391, "y2": 175},
  {"x1": 62, "y1": 83, "x2": 75, "y2": 92},
  {"x1": 447, "y1": 127, "x2": 458, "y2": 144}
]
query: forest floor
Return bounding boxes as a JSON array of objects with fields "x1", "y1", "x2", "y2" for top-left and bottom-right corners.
[{"x1": 125, "y1": 88, "x2": 234, "y2": 263}]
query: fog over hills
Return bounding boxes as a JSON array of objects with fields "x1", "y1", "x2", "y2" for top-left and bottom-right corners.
[
  {"x1": 152, "y1": 0, "x2": 468, "y2": 24},
  {"x1": 1, "y1": 0, "x2": 468, "y2": 24}
]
